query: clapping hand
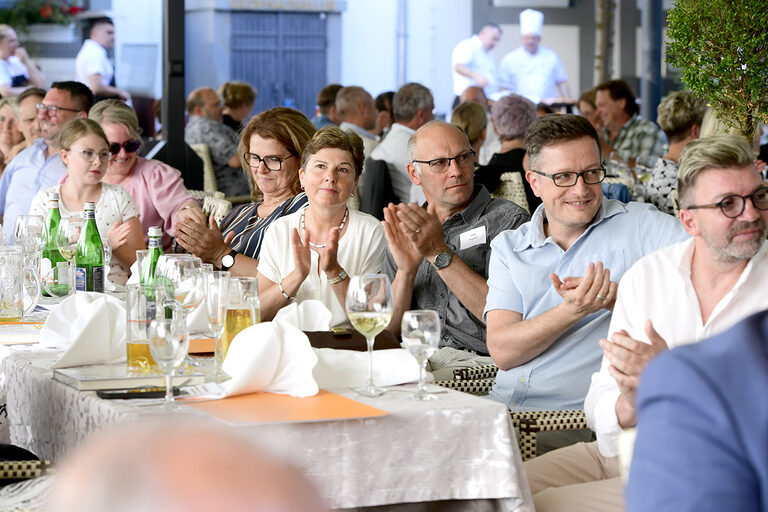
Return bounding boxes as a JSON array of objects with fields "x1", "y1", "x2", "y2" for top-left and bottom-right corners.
[{"x1": 551, "y1": 262, "x2": 618, "y2": 315}]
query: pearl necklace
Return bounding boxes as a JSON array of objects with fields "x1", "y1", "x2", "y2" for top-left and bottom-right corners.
[{"x1": 300, "y1": 207, "x2": 348, "y2": 248}]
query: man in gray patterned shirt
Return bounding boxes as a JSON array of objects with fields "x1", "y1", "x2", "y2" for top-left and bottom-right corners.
[
  {"x1": 184, "y1": 87, "x2": 250, "y2": 196},
  {"x1": 383, "y1": 121, "x2": 530, "y2": 379}
]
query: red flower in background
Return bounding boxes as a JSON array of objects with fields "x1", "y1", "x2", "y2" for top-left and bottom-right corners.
[{"x1": 38, "y1": 5, "x2": 54, "y2": 19}]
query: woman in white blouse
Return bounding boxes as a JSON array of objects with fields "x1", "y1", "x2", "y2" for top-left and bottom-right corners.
[
  {"x1": 257, "y1": 127, "x2": 386, "y2": 326},
  {"x1": 30, "y1": 118, "x2": 144, "y2": 286}
]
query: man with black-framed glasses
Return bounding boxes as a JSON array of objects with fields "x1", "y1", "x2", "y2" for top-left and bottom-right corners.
[
  {"x1": 0, "y1": 81, "x2": 92, "y2": 243},
  {"x1": 526, "y1": 135, "x2": 768, "y2": 512},
  {"x1": 382, "y1": 120, "x2": 530, "y2": 379}
]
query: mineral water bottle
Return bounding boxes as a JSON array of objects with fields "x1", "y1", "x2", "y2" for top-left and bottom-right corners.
[
  {"x1": 140, "y1": 226, "x2": 163, "y2": 285},
  {"x1": 42, "y1": 191, "x2": 66, "y2": 296},
  {"x1": 75, "y1": 202, "x2": 104, "y2": 292}
]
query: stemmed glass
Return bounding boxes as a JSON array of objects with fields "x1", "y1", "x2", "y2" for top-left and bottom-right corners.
[
  {"x1": 155, "y1": 254, "x2": 204, "y2": 316},
  {"x1": 147, "y1": 292, "x2": 189, "y2": 403},
  {"x1": 401, "y1": 310, "x2": 441, "y2": 400},
  {"x1": 14, "y1": 215, "x2": 46, "y2": 263},
  {"x1": 56, "y1": 217, "x2": 82, "y2": 264},
  {"x1": 102, "y1": 239, "x2": 112, "y2": 267},
  {"x1": 206, "y1": 271, "x2": 230, "y2": 379},
  {"x1": 345, "y1": 274, "x2": 394, "y2": 397}
]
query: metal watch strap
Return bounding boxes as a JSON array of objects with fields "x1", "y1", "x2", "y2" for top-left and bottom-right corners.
[
  {"x1": 327, "y1": 268, "x2": 348, "y2": 285},
  {"x1": 430, "y1": 246, "x2": 455, "y2": 270}
]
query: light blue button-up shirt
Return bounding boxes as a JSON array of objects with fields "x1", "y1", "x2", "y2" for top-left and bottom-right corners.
[
  {"x1": 0, "y1": 139, "x2": 67, "y2": 244},
  {"x1": 484, "y1": 199, "x2": 688, "y2": 410}
]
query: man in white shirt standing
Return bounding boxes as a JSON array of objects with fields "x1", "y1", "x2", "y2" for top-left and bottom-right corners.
[
  {"x1": 526, "y1": 134, "x2": 768, "y2": 512},
  {"x1": 498, "y1": 9, "x2": 570, "y2": 104},
  {"x1": 75, "y1": 17, "x2": 131, "y2": 102},
  {"x1": 451, "y1": 24, "x2": 502, "y2": 107}
]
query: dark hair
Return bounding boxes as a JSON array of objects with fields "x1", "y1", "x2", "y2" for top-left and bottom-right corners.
[
  {"x1": 525, "y1": 114, "x2": 601, "y2": 169},
  {"x1": 480, "y1": 23, "x2": 501, "y2": 33},
  {"x1": 375, "y1": 91, "x2": 395, "y2": 114},
  {"x1": 316, "y1": 84, "x2": 343, "y2": 113},
  {"x1": 595, "y1": 79, "x2": 638, "y2": 116},
  {"x1": 301, "y1": 126, "x2": 365, "y2": 178},
  {"x1": 50, "y1": 81, "x2": 94, "y2": 113},
  {"x1": 88, "y1": 16, "x2": 114, "y2": 35},
  {"x1": 578, "y1": 88, "x2": 597, "y2": 109},
  {"x1": 218, "y1": 81, "x2": 257, "y2": 110},
  {"x1": 238, "y1": 107, "x2": 316, "y2": 201},
  {"x1": 17, "y1": 87, "x2": 46, "y2": 104}
]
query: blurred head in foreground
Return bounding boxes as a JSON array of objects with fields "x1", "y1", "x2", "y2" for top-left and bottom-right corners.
[{"x1": 48, "y1": 420, "x2": 326, "y2": 512}]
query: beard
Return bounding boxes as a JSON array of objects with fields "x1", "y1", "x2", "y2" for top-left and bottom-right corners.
[{"x1": 707, "y1": 218, "x2": 768, "y2": 263}]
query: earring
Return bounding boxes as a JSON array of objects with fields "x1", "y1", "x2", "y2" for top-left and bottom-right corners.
[{"x1": 300, "y1": 184, "x2": 305, "y2": 190}]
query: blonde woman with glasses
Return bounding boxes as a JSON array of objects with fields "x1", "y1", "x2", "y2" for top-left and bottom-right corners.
[{"x1": 30, "y1": 118, "x2": 144, "y2": 286}]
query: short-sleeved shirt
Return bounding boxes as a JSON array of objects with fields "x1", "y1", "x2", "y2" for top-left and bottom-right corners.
[
  {"x1": 451, "y1": 35, "x2": 497, "y2": 96},
  {"x1": 384, "y1": 185, "x2": 530, "y2": 355},
  {"x1": 258, "y1": 208, "x2": 386, "y2": 327},
  {"x1": 498, "y1": 46, "x2": 568, "y2": 103},
  {"x1": 184, "y1": 116, "x2": 250, "y2": 197},
  {"x1": 30, "y1": 183, "x2": 140, "y2": 286},
  {"x1": 484, "y1": 199, "x2": 688, "y2": 410},
  {"x1": 220, "y1": 193, "x2": 308, "y2": 260},
  {"x1": 646, "y1": 157, "x2": 678, "y2": 215},
  {"x1": 0, "y1": 140, "x2": 67, "y2": 244},
  {"x1": 370, "y1": 123, "x2": 415, "y2": 204},
  {"x1": 605, "y1": 114, "x2": 666, "y2": 167},
  {"x1": 75, "y1": 39, "x2": 113, "y2": 87},
  {"x1": 0, "y1": 56, "x2": 29, "y2": 87}
]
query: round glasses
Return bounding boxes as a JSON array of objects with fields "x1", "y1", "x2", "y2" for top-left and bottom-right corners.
[
  {"x1": 242, "y1": 153, "x2": 293, "y2": 171},
  {"x1": 531, "y1": 167, "x2": 606, "y2": 187},
  {"x1": 686, "y1": 188, "x2": 768, "y2": 218},
  {"x1": 110, "y1": 140, "x2": 142, "y2": 155},
  {"x1": 74, "y1": 149, "x2": 111, "y2": 163}
]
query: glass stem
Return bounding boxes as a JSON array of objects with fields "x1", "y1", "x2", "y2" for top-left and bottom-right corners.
[
  {"x1": 214, "y1": 332, "x2": 222, "y2": 380},
  {"x1": 164, "y1": 372, "x2": 173, "y2": 402},
  {"x1": 419, "y1": 360, "x2": 427, "y2": 394},
  {"x1": 366, "y1": 335, "x2": 375, "y2": 388}
]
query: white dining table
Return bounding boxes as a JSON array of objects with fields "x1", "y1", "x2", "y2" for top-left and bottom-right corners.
[{"x1": 1, "y1": 349, "x2": 534, "y2": 511}]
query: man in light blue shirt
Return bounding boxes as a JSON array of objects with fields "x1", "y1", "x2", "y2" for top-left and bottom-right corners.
[
  {"x1": 0, "y1": 81, "x2": 92, "y2": 243},
  {"x1": 484, "y1": 114, "x2": 687, "y2": 411}
]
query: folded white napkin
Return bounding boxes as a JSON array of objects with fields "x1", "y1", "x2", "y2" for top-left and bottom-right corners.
[
  {"x1": 126, "y1": 259, "x2": 140, "y2": 284},
  {"x1": 211, "y1": 300, "x2": 332, "y2": 398},
  {"x1": 312, "y1": 347, "x2": 421, "y2": 388},
  {"x1": 41, "y1": 292, "x2": 126, "y2": 368},
  {"x1": 185, "y1": 297, "x2": 209, "y2": 333}
]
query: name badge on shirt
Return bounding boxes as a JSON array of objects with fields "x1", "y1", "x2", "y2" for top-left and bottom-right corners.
[{"x1": 459, "y1": 226, "x2": 487, "y2": 250}]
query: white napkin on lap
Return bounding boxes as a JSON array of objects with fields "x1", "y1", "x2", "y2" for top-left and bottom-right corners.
[
  {"x1": 41, "y1": 292, "x2": 126, "y2": 368},
  {"x1": 313, "y1": 348, "x2": 421, "y2": 388}
]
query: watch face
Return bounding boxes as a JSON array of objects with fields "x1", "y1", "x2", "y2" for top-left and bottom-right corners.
[
  {"x1": 434, "y1": 252, "x2": 451, "y2": 269},
  {"x1": 222, "y1": 254, "x2": 235, "y2": 268}
]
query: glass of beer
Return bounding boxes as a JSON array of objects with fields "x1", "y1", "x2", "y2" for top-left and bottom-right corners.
[
  {"x1": 221, "y1": 277, "x2": 260, "y2": 361},
  {"x1": 126, "y1": 283, "x2": 160, "y2": 372}
]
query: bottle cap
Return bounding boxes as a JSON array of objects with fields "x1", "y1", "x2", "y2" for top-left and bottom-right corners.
[
  {"x1": 148, "y1": 226, "x2": 162, "y2": 237},
  {"x1": 48, "y1": 191, "x2": 60, "y2": 201},
  {"x1": 83, "y1": 202, "x2": 96, "y2": 211}
]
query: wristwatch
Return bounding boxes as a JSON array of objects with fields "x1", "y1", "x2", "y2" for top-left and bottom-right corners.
[
  {"x1": 327, "y1": 268, "x2": 348, "y2": 285},
  {"x1": 430, "y1": 246, "x2": 454, "y2": 270},
  {"x1": 221, "y1": 249, "x2": 238, "y2": 270}
]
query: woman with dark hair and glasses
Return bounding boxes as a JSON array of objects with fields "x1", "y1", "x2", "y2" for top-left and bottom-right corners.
[
  {"x1": 87, "y1": 99, "x2": 204, "y2": 250},
  {"x1": 30, "y1": 118, "x2": 144, "y2": 286},
  {"x1": 175, "y1": 107, "x2": 315, "y2": 276}
]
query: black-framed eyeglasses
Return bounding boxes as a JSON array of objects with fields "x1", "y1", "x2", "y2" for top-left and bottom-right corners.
[
  {"x1": 242, "y1": 152, "x2": 293, "y2": 171},
  {"x1": 685, "y1": 188, "x2": 768, "y2": 218},
  {"x1": 531, "y1": 167, "x2": 606, "y2": 187},
  {"x1": 411, "y1": 150, "x2": 476, "y2": 174},
  {"x1": 35, "y1": 103, "x2": 80, "y2": 117},
  {"x1": 73, "y1": 149, "x2": 111, "y2": 163},
  {"x1": 109, "y1": 140, "x2": 142, "y2": 155}
]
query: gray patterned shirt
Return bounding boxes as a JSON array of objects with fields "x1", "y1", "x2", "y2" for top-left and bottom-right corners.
[
  {"x1": 607, "y1": 114, "x2": 666, "y2": 167},
  {"x1": 184, "y1": 116, "x2": 250, "y2": 196},
  {"x1": 384, "y1": 185, "x2": 530, "y2": 354}
]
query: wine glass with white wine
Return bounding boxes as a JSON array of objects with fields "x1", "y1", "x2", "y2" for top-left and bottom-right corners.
[
  {"x1": 345, "y1": 274, "x2": 393, "y2": 397},
  {"x1": 56, "y1": 217, "x2": 82, "y2": 264},
  {"x1": 401, "y1": 310, "x2": 441, "y2": 400}
]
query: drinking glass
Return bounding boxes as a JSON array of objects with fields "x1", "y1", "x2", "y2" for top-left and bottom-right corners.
[
  {"x1": 401, "y1": 310, "x2": 441, "y2": 400},
  {"x1": 102, "y1": 239, "x2": 112, "y2": 267},
  {"x1": 345, "y1": 274, "x2": 393, "y2": 397},
  {"x1": 14, "y1": 215, "x2": 46, "y2": 262},
  {"x1": 155, "y1": 254, "x2": 204, "y2": 316},
  {"x1": 147, "y1": 295, "x2": 189, "y2": 402},
  {"x1": 56, "y1": 217, "x2": 82, "y2": 264},
  {"x1": 134, "y1": 249, "x2": 149, "y2": 283},
  {"x1": 206, "y1": 271, "x2": 230, "y2": 378},
  {"x1": 222, "y1": 277, "x2": 260, "y2": 362}
]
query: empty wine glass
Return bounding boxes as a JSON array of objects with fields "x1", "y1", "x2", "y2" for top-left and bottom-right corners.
[
  {"x1": 345, "y1": 274, "x2": 394, "y2": 397},
  {"x1": 206, "y1": 271, "x2": 230, "y2": 379},
  {"x1": 14, "y1": 215, "x2": 46, "y2": 262},
  {"x1": 155, "y1": 254, "x2": 204, "y2": 316},
  {"x1": 401, "y1": 310, "x2": 441, "y2": 400},
  {"x1": 102, "y1": 239, "x2": 112, "y2": 267},
  {"x1": 56, "y1": 217, "x2": 82, "y2": 264},
  {"x1": 147, "y1": 295, "x2": 189, "y2": 402}
]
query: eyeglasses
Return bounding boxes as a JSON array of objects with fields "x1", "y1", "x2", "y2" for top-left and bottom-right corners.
[
  {"x1": 109, "y1": 140, "x2": 142, "y2": 155},
  {"x1": 35, "y1": 103, "x2": 80, "y2": 117},
  {"x1": 531, "y1": 167, "x2": 606, "y2": 187},
  {"x1": 242, "y1": 153, "x2": 293, "y2": 171},
  {"x1": 73, "y1": 149, "x2": 111, "y2": 163},
  {"x1": 411, "y1": 150, "x2": 476, "y2": 174},
  {"x1": 685, "y1": 188, "x2": 768, "y2": 218}
]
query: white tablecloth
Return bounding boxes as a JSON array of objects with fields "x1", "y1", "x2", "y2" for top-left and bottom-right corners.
[{"x1": 2, "y1": 351, "x2": 533, "y2": 511}]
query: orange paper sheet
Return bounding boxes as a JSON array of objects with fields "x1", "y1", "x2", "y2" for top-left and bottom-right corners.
[
  {"x1": 184, "y1": 389, "x2": 388, "y2": 424},
  {"x1": 188, "y1": 338, "x2": 214, "y2": 354}
]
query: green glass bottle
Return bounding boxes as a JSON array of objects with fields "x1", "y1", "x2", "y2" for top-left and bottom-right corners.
[
  {"x1": 140, "y1": 226, "x2": 163, "y2": 285},
  {"x1": 75, "y1": 202, "x2": 105, "y2": 292},
  {"x1": 42, "y1": 191, "x2": 67, "y2": 296}
]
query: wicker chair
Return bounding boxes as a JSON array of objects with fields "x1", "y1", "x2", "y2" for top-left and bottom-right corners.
[
  {"x1": 188, "y1": 144, "x2": 251, "y2": 206},
  {"x1": 0, "y1": 460, "x2": 54, "y2": 483},
  {"x1": 492, "y1": 172, "x2": 530, "y2": 213},
  {"x1": 201, "y1": 195, "x2": 233, "y2": 225},
  {"x1": 435, "y1": 363, "x2": 590, "y2": 461}
]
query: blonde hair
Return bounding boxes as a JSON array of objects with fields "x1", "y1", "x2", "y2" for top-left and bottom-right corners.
[
  {"x1": 88, "y1": 99, "x2": 142, "y2": 140},
  {"x1": 0, "y1": 97, "x2": 17, "y2": 114},
  {"x1": 451, "y1": 102, "x2": 487, "y2": 148},
  {"x1": 58, "y1": 118, "x2": 109, "y2": 151},
  {"x1": 656, "y1": 91, "x2": 707, "y2": 143}
]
